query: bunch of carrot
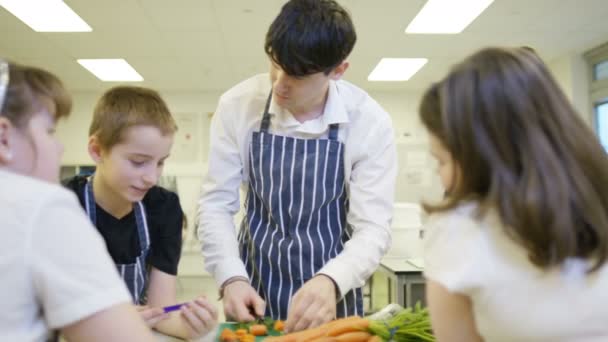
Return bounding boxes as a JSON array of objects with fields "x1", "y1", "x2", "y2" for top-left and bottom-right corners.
[
  {"x1": 261, "y1": 303, "x2": 434, "y2": 342},
  {"x1": 263, "y1": 316, "x2": 378, "y2": 342},
  {"x1": 219, "y1": 304, "x2": 434, "y2": 342}
]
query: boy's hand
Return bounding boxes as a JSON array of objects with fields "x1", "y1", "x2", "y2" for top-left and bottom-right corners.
[
  {"x1": 135, "y1": 305, "x2": 169, "y2": 327},
  {"x1": 180, "y1": 297, "x2": 219, "y2": 339},
  {"x1": 223, "y1": 280, "x2": 266, "y2": 322}
]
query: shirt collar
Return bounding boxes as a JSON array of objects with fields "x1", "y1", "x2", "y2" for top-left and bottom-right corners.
[{"x1": 267, "y1": 80, "x2": 350, "y2": 134}]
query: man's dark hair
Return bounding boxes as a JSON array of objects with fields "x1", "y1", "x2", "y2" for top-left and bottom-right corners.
[{"x1": 264, "y1": 0, "x2": 356, "y2": 77}]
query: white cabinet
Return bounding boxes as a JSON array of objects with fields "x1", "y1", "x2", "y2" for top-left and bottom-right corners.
[{"x1": 387, "y1": 202, "x2": 424, "y2": 258}]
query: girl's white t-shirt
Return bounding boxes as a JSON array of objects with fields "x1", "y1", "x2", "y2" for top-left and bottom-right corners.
[
  {"x1": 424, "y1": 203, "x2": 608, "y2": 342},
  {"x1": 0, "y1": 170, "x2": 131, "y2": 341}
]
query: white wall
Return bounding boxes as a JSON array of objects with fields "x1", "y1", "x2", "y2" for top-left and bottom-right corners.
[
  {"x1": 547, "y1": 52, "x2": 592, "y2": 125},
  {"x1": 370, "y1": 90, "x2": 444, "y2": 204}
]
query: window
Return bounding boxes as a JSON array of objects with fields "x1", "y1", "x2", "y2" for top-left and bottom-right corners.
[
  {"x1": 597, "y1": 102, "x2": 608, "y2": 152},
  {"x1": 585, "y1": 42, "x2": 608, "y2": 152},
  {"x1": 594, "y1": 60, "x2": 608, "y2": 81}
]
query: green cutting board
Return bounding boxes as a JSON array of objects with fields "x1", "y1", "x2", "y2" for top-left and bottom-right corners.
[{"x1": 217, "y1": 322, "x2": 283, "y2": 342}]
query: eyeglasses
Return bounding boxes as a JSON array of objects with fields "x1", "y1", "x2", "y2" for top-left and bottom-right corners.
[{"x1": 0, "y1": 60, "x2": 9, "y2": 112}]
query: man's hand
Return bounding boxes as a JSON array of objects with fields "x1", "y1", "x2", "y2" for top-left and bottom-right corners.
[
  {"x1": 223, "y1": 280, "x2": 266, "y2": 322},
  {"x1": 285, "y1": 275, "x2": 337, "y2": 332}
]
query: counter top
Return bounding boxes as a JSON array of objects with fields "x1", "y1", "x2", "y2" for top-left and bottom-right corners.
[{"x1": 380, "y1": 257, "x2": 424, "y2": 274}]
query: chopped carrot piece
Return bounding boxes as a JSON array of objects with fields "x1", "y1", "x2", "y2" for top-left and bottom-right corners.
[
  {"x1": 250, "y1": 324, "x2": 268, "y2": 336},
  {"x1": 274, "y1": 319, "x2": 285, "y2": 332},
  {"x1": 220, "y1": 328, "x2": 238, "y2": 342}
]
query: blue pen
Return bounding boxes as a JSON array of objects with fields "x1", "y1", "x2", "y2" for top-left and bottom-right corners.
[{"x1": 163, "y1": 303, "x2": 187, "y2": 313}]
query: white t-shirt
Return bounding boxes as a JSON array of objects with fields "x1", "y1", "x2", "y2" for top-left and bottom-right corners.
[
  {"x1": 0, "y1": 170, "x2": 131, "y2": 341},
  {"x1": 423, "y1": 203, "x2": 608, "y2": 342}
]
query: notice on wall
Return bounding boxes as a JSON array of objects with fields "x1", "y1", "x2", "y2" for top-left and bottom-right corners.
[
  {"x1": 402, "y1": 168, "x2": 432, "y2": 187},
  {"x1": 171, "y1": 112, "x2": 202, "y2": 163}
]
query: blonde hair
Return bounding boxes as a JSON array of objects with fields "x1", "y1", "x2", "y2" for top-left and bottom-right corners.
[{"x1": 89, "y1": 86, "x2": 177, "y2": 150}]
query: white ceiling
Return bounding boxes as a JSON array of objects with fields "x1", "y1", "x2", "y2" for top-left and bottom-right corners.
[{"x1": 1, "y1": 0, "x2": 608, "y2": 93}]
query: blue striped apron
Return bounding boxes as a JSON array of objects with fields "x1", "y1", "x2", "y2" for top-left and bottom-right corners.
[
  {"x1": 84, "y1": 177, "x2": 151, "y2": 305},
  {"x1": 238, "y1": 93, "x2": 363, "y2": 320}
]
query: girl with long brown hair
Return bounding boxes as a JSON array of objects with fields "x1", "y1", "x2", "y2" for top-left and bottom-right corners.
[{"x1": 420, "y1": 47, "x2": 608, "y2": 341}]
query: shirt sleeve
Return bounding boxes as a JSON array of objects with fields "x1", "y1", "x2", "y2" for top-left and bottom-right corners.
[
  {"x1": 422, "y1": 209, "x2": 485, "y2": 294},
  {"x1": 317, "y1": 110, "x2": 397, "y2": 298},
  {"x1": 27, "y1": 189, "x2": 131, "y2": 329},
  {"x1": 198, "y1": 96, "x2": 250, "y2": 287},
  {"x1": 147, "y1": 189, "x2": 183, "y2": 276}
]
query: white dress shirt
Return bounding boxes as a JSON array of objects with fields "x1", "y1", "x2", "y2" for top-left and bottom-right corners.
[{"x1": 198, "y1": 73, "x2": 397, "y2": 298}]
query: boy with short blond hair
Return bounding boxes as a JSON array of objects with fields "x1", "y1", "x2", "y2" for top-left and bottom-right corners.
[{"x1": 65, "y1": 86, "x2": 217, "y2": 340}]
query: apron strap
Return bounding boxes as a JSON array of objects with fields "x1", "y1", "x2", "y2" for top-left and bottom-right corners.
[
  {"x1": 84, "y1": 178, "x2": 97, "y2": 225},
  {"x1": 328, "y1": 123, "x2": 340, "y2": 141},
  {"x1": 0, "y1": 60, "x2": 9, "y2": 115},
  {"x1": 134, "y1": 202, "x2": 151, "y2": 251},
  {"x1": 260, "y1": 91, "x2": 273, "y2": 132},
  {"x1": 85, "y1": 176, "x2": 150, "y2": 252},
  {"x1": 260, "y1": 90, "x2": 341, "y2": 141}
]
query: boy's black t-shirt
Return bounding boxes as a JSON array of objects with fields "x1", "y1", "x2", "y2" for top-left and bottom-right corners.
[{"x1": 64, "y1": 176, "x2": 183, "y2": 276}]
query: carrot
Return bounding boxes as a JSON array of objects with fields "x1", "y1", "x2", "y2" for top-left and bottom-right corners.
[
  {"x1": 367, "y1": 336, "x2": 383, "y2": 342},
  {"x1": 277, "y1": 317, "x2": 366, "y2": 342},
  {"x1": 294, "y1": 327, "x2": 329, "y2": 342},
  {"x1": 334, "y1": 332, "x2": 372, "y2": 342},
  {"x1": 250, "y1": 324, "x2": 268, "y2": 336},
  {"x1": 241, "y1": 335, "x2": 255, "y2": 342},
  {"x1": 220, "y1": 328, "x2": 238, "y2": 342},
  {"x1": 264, "y1": 326, "x2": 328, "y2": 342},
  {"x1": 322, "y1": 316, "x2": 362, "y2": 330},
  {"x1": 307, "y1": 337, "x2": 338, "y2": 342},
  {"x1": 274, "y1": 319, "x2": 286, "y2": 332},
  {"x1": 238, "y1": 333, "x2": 255, "y2": 342},
  {"x1": 326, "y1": 319, "x2": 370, "y2": 337}
]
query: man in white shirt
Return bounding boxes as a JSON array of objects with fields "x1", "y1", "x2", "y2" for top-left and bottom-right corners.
[{"x1": 198, "y1": 0, "x2": 396, "y2": 332}]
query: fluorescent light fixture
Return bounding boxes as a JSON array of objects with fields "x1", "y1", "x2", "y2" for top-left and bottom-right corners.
[
  {"x1": 405, "y1": 0, "x2": 494, "y2": 34},
  {"x1": 0, "y1": 0, "x2": 91, "y2": 32},
  {"x1": 77, "y1": 59, "x2": 144, "y2": 82},
  {"x1": 368, "y1": 58, "x2": 428, "y2": 82}
]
